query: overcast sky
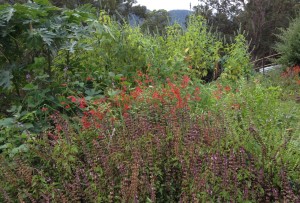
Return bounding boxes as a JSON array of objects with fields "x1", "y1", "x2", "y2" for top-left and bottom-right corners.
[{"x1": 133, "y1": 0, "x2": 200, "y2": 11}]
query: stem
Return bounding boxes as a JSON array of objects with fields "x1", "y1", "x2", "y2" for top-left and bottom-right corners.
[
  {"x1": 0, "y1": 49, "x2": 10, "y2": 62},
  {"x1": 47, "y1": 48, "x2": 52, "y2": 78},
  {"x1": 66, "y1": 50, "x2": 70, "y2": 67},
  {"x1": 12, "y1": 74, "x2": 21, "y2": 98}
]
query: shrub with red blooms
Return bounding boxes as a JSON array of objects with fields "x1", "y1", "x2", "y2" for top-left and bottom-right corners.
[
  {"x1": 281, "y1": 65, "x2": 300, "y2": 85},
  {"x1": 0, "y1": 74, "x2": 299, "y2": 202}
]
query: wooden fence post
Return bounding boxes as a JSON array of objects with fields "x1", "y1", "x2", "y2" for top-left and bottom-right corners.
[{"x1": 262, "y1": 57, "x2": 265, "y2": 75}]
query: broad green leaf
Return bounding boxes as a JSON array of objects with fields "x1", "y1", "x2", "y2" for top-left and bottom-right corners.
[
  {"x1": 0, "y1": 118, "x2": 14, "y2": 127},
  {"x1": 9, "y1": 144, "x2": 28, "y2": 157},
  {"x1": 0, "y1": 143, "x2": 11, "y2": 150},
  {"x1": 0, "y1": 70, "x2": 13, "y2": 89},
  {"x1": 23, "y1": 83, "x2": 38, "y2": 91}
]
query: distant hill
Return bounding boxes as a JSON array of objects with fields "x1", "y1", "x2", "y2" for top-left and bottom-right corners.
[{"x1": 168, "y1": 10, "x2": 192, "y2": 28}]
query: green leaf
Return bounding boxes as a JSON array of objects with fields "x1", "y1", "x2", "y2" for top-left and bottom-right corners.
[
  {"x1": 85, "y1": 89, "x2": 102, "y2": 97},
  {"x1": 0, "y1": 70, "x2": 13, "y2": 89},
  {"x1": 34, "y1": 0, "x2": 51, "y2": 6},
  {"x1": 23, "y1": 83, "x2": 38, "y2": 91},
  {"x1": 23, "y1": 123, "x2": 34, "y2": 129},
  {"x1": 0, "y1": 143, "x2": 11, "y2": 150},
  {"x1": 0, "y1": 6, "x2": 15, "y2": 24},
  {"x1": 9, "y1": 144, "x2": 28, "y2": 157},
  {"x1": 0, "y1": 118, "x2": 14, "y2": 127}
]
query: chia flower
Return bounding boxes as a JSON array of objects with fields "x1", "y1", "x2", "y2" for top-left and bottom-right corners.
[{"x1": 26, "y1": 73, "x2": 31, "y2": 82}]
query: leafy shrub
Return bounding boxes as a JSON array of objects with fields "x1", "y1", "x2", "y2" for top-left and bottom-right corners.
[
  {"x1": 1, "y1": 74, "x2": 299, "y2": 202},
  {"x1": 164, "y1": 16, "x2": 223, "y2": 80},
  {"x1": 221, "y1": 34, "x2": 252, "y2": 81},
  {"x1": 274, "y1": 15, "x2": 300, "y2": 66}
]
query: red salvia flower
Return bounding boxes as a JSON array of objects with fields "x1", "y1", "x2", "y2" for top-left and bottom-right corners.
[
  {"x1": 181, "y1": 75, "x2": 190, "y2": 88},
  {"x1": 86, "y1": 76, "x2": 93, "y2": 81},
  {"x1": 131, "y1": 87, "x2": 143, "y2": 99},
  {"x1": 81, "y1": 113, "x2": 91, "y2": 129},
  {"x1": 41, "y1": 107, "x2": 48, "y2": 112},
  {"x1": 224, "y1": 86, "x2": 231, "y2": 92},
  {"x1": 56, "y1": 124, "x2": 63, "y2": 133},
  {"x1": 79, "y1": 98, "x2": 87, "y2": 109},
  {"x1": 68, "y1": 96, "x2": 77, "y2": 103}
]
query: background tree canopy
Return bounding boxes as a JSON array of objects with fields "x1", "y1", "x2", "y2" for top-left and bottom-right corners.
[
  {"x1": 2, "y1": 0, "x2": 299, "y2": 60},
  {"x1": 194, "y1": 0, "x2": 300, "y2": 59}
]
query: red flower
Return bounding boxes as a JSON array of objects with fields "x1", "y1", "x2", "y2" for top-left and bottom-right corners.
[
  {"x1": 65, "y1": 105, "x2": 70, "y2": 109},
  {"x1": 231, "y1": 103, "x2": 241, "y2": 110},
  {"x1": 181, "y1": 75, "x2": 190, "y2": 88},
  {"x1": 81, "y1": 115, "x2": 91, "y2": 129},
  {"x1": 123, "y1": 112, "x2": 129, "y2": 118},
  {"x1": 56, "y1": 124, "x2": 63, "y2": 132},
  {"x1": 41, "y1": 107, "x2": 48, "y2": 112},
  {"x1": 86, "y1": 76, "x2": 93, "y2": 81},
  {"x1": 48, "y1": 132, "x2": 58, "y2": 141},
  {"x1": 123, "y1": 104, "x2": 130, "y2": 111},
  {"x1": 131, "y1": 87, "x2": 143, "y2": 99},
  {"x1": 153, "y1": 91, "x2": 160, "y2": 99},
  {"x1": 224, "y1": 86, "x2": 231, "y2": 92},
  {"x1": 68, "y1": 96, "x2": 77, "y2": 103},
  {"x1": 137, "y1": 70, "x2": 143, "y2": 77},
  {"x1": 193, "y1": 87, "x2": 201, "y2": 101},
  {"x1": 79, "y1": 98, "x2": 87, "y2": 109},
  {"x1": 89, "y1": 109, "x2": 96, "y2": 115}
]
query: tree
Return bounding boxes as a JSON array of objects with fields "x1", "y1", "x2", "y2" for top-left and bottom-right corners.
[
  {"x1": 194, "y1": 0, "x2": 300, "y2": 59},
  {"x1": 193, "y1": 0, "x2": 244, "y2": 40},
  {"x1": 141, "y1": 9, "x2": 170, "y2": 35},
  {"x1": 239, "y1": 0, "x2": 300, "y2": 58},
  {"x1": 274, "y1": 15, "x2": 300, "y2": 66}
]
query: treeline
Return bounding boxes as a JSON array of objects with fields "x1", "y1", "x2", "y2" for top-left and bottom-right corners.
[
  {"x1": 2, "y1": 0, "x2": 299, "y2": 59},
  {"x1": 194, "y1": 0, "x2": 300, "y2": 59}
]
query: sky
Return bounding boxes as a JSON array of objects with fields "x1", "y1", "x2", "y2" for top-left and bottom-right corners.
[{"x1": 133, "y1": 0, "x2": 200, "y2": 11}]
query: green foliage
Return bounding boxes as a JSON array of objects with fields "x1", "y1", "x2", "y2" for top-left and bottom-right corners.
[
  {"x1": 220, "y1": 77, "x2": 300, "y2": 186},
  {"x1": 141, "y1": 9, "x2": 170, "y2": 35},
  {"x1": 162, "y1": 15, "x2": 224, "y2": 80},
  {"x1": 0, "y1": 74, "x2": 299, "y2": 202},
  {"x1": 221, "y1": 34, "x2": 252, "y2": 81},
  {"x1": 4, "y1": 2, "x2": 294, "y2": 202},
  {"x1": 275, "y1": 15, "x2": 300, "y2": 66},
  {"x1": 0, "y1": 1, "x2": 109, "y2": 112}
]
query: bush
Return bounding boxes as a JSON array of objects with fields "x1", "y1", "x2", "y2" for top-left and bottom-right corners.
[
  {"x1": 1, "y1": 75, "x2": 299, "y2": 202},
  {"x1": 274, "y1": 16, "x2": 300, "y2": 66}
]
